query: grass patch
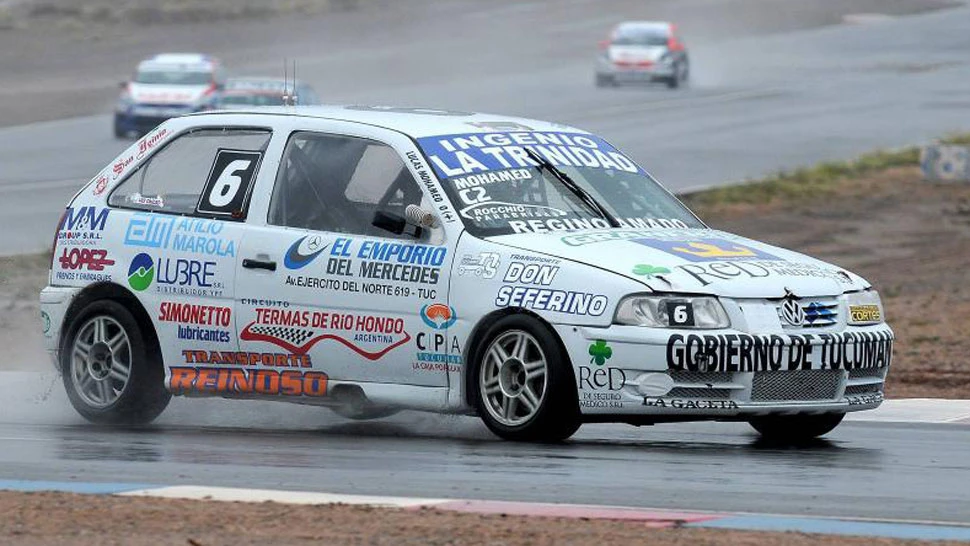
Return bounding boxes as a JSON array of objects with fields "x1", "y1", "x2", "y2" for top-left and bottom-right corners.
[{"x1": 681, "y1": 133, "x2": 970, "y2": 210}]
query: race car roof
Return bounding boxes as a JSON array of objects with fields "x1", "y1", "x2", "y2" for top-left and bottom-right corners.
[
  {"x1": 223, "y1": 78, "x2": 309, "y2": 95},
  {"x1": 138, "y1": 53, "x2": 217, "y2": 72},
  {"x1": 614, "y1": 21, "x2": 672, "y2": 33},
  {"x1": 186, "y1": 105, "x2": 588, "y2": 139}
]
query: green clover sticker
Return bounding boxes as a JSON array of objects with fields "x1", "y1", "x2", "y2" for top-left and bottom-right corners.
[
  {"x1": 588, "y1": 340, "x2": 613, "y2": 366},
  {"x1": 632, "y1": 264, "x2": 671, "y2": 278}
]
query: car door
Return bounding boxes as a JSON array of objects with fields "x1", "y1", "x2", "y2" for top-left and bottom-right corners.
[
  {"x1": 106, "y1": 127, "x2": 272, "y2": 383},
  {"x1": 234, "y1": 124, "x2": 454, "y2": 389}
]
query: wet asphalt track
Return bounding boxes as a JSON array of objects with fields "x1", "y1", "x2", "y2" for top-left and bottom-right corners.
[
  {"x1": 2, "y1": 1, "x2": 970, "y2": 254},
  {"x1": 2, "y1": 0, "x2": 970, "y2": 526},
  {"x1": 2, "y1": 372, "x2": 969, "y2": 524}
]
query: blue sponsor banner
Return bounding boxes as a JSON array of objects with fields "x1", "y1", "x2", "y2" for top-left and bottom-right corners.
[
  {"x1": 633, "y1": 237, "x2": 782, "y2": 262},
  {"x1": 417, "y1": 131, "x2": 646, "y2": 179},
  {"x1": 124, "y1": 213, "x2": 235, "y2": 257}
]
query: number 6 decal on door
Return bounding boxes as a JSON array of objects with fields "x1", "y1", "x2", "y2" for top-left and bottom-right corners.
[{"x1": 197, "y1": 149, "x2": 263, "y2": 218}]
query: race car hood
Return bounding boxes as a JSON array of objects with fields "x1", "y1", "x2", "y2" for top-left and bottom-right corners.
[
  {"x1": 488, "y1": 228, "x2": 867, "y2": 298},
  {"x1": 608, "y1": 45, "x2": 668, "y2": 64},
  {"x1": 128, "y1": 82, "x2": 211, "y2": 105}
]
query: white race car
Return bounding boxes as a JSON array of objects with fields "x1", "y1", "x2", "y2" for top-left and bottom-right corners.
[{"x1": 41, "y1": 106, "x2": 892, "y2": 442}]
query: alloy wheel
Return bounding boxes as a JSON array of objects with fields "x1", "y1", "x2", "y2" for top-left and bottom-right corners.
[
  {"x1": 70, "y1": 316, "x2": 132, "y2": 408},
  {"x1": 479, "y1": 330, "x2": 548, "y2": 426}
]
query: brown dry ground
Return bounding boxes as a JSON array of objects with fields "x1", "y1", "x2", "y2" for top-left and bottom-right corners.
[
  {"x1": 1, "y1": 491, "x2": 965, "y2": 546},
  {"x1": 687, "y1": 165, "x2": 970, "y2": 399}
]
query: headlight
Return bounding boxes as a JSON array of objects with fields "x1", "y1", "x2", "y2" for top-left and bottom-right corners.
[
  {"x1": 846, "y1": 290, "x2": 884, "y2": 324},
  {"x1": 615, "y1": 294, "x2": 730, "y2": 328}
]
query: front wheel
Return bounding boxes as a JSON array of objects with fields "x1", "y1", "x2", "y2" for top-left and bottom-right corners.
[
  {"x1": 748, "y1": 413, "x2": 845, "y2": 442},
  {"x1": 112, "y1": 115, "x2": 128, "y2": 139},
  {"x1": 666, "y1": 60, "x2": 689, "y2": 89},
  {"x1": 61, "y1": 300, "x2": 170, "y2": 425},
  {"x1": 473, "y1": 315, "x2": 580, "y2": 442}
]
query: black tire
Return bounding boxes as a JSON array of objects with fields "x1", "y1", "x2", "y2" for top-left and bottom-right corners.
[
  {"x1": 61, "y1": 299, "x2": 170, "y2": 425},
  {"x1": 472, "y1": 315, "x2": 580, "y2": 442},
  {"x1": 595, "y1": 74, "x2": 615, "y2": 88},
  {"x1": 748, "y1": 413, "x2": 845, "y2": 442},
  {"x1": 666, "y1": 63, "x2": 682, "y2": 89},
  {"x1": 112, "y1": 116, "x2": 127, "y2": 139}
]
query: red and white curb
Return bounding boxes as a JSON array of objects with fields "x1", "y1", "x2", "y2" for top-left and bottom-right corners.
[
  {"x1": 118, "y1": 485, "x2": 728, "y2": 526},
  {"x1": 3, "y1": 480, "x2": 970, "y2": 540},
  {"x1": 116, "y1": 485, "x2": 970, "y2": 540}
]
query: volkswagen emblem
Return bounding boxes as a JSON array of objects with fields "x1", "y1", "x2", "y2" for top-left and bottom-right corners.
[{"x1": 780, "y1": 297, "x2": 805, "y2": 326}]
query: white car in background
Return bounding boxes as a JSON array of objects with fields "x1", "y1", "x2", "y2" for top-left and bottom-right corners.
[
  {"x1": 595, "y1": 21, "x2": 690, "y2": 88},
  {"x1": 114, "y1": 53, "x2": 226, "y2": 138},
  {"x1": 42, "y1": 106, "x2": 891, "y2": 443},
  {"x1": 217, "y1": 78, "x2": 321, "y2": 108}
]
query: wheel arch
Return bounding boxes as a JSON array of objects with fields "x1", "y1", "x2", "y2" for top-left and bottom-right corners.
[
  {"x1": 58, "y1": 282, "x2": 160, "y2": 372},
  {"x1": 461, "y1": 307, "x2": 575, "y2": 409}
]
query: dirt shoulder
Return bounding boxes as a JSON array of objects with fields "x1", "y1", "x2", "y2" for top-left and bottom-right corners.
[
  {"x1": 686, "y1": 165, "x2": 970, "y2": 399},
  {"x1": 0, "y1": 253, "x2": 50, "y2": 371},
  {"x1": 0, "y1": 491, "x2": 961, "y2": 546}
]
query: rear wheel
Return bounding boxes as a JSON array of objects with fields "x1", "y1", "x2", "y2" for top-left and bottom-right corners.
[
  {"x1": 748, "y1": 413, "x2": 845, "y2": 442},
  {"x1": 61, "y1": 300, "x2": 170, "y2": 425},
  {"x1": 595, "y1": 73, "x2": 616, "y2": 88},
  {"x1": 473, "y1": 315, "x2": 580, "y2": 442}
]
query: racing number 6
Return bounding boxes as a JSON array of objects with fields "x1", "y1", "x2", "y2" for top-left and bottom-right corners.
[
  {"x1": 673, "y1": 305, "x2": 688, "y2": 324},
  {"x1": 666, "y1": 300, "x2": 695, "y2": 327},
  {"x1": 208, "y1": 159, "x2": 251, "y2": 207},
  {"x1": 197, "y1": 149, "x2": 263, "y2": 217}
]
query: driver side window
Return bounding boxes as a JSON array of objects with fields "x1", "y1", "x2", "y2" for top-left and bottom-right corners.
[{"x1": 268, "y1": 132, "x2": 423, "y2": 239}]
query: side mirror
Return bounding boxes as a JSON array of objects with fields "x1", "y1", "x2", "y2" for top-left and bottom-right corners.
[
  {"x1": 119, "y1": 81, "x2": 128, "y2": 89},
  {"x1": 598, "y1": 39, "x2": 610, "y2": 49},
  {"x1": 404, "y1": 204, "x2": 438, "y2": 229},
  {"x1": 371, "y1": 210, "x2": 407, "y2": 236},
  {"x1": 371, "y1": 205, "x2": 437, "y2": 238}
]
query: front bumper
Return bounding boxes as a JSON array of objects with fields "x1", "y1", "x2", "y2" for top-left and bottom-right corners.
[
  {"x1": 556, "y1": 323, "x2": 893, "y2": 421},
  {"x1": 596, "y1": 58, "x2": 675, "y2": 81},
  {"x1": 115, "y1": 105, "x2": 195, "y2": 135}
]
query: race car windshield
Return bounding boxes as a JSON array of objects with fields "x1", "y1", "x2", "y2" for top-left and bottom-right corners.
[
  {"x1": 135, "y1": 70, "x2": 212, "y2": 86},
  {"x1": 417, "y1": 131, "x2": 704, "y2": 236},
  {"x1": 220, "y1": 94, "x2": 286, "y2": 106},
  {"x1": 612, "y1": 29, "x2": 669, "y2": 46}
]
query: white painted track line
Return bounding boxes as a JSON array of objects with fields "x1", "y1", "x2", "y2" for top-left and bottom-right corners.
[
  {"x1": 846, "y1": 399, "x2": 970, "y2": 424},
  {"x1": 120, "y1": 485, "x2": 448, "y2": 507}
]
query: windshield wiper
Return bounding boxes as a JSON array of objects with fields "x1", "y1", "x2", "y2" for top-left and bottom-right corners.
[{"x1": 523, "y1": 147, "x2": 622, "y2": 228}]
